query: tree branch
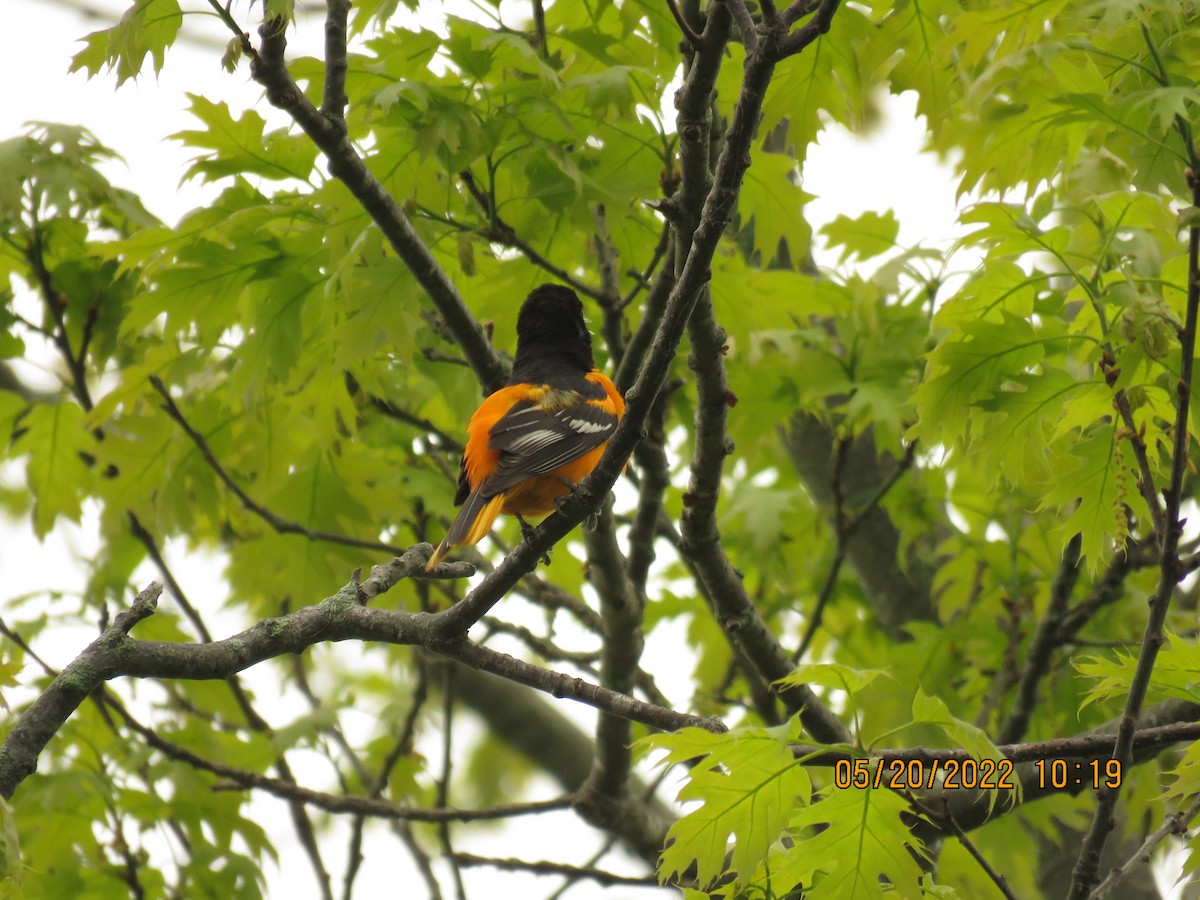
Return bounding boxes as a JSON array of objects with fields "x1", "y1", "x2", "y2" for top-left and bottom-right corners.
[
  {"x1": 592, "y1": 204, "x2": 626, "y2": 364},
  {"x1": 0, "y1": 581, "x2": 162, "y2": 799},
  {"x1": 127, "y1": 511, "x2": 335, "y2": 898},
  {"x1": 320, "y1": 0, "x2": 350, "y2": 121},
  {"x1": 113, "y1": 688, "x2": 574, "y2": 822},
  {"x1": 25, "y1": 221, "x2": 95, "y2": 413},
  {"x1": 1068, "y1": 166, "x2": 1200, "y2": 899},
  {"x1": 626, "y1": 385, "x2": 674, "y2": 593},
  {"x1": 456, "y1": 170, "x2": 610, "y2": 306},
  {"x1": 451, "y1": 853, "x2": 658, "y2": 887},
  {"x1": 792, "y1": 720, "x2": 1200, "y2": 768},
  {"x1": 578, "y1": 500, "x2": 644, "y2": 806},
  {"x1": 665, "y1": 0, "x2": 702, "y2": 49},
  {"x1": 613, "y1": 251, "x2": 674, "y2": 392},
  {"x1": 530, "y1": 0, "x2": 548, "y2": 58},
  {"x1": 0, "y1": 553, "x2": 721, "y2": 801},
  {"x1": 784, "y1": 416, "x2": 938, "y2": 635},
  {"x1": 725, "y1": 0, "x2": 759, "y2": 52},
  {"x1": 1090, "y1": 793, "x2": 1200, "y2": 899},
  {"x1": 926, "y1": 796, "x2": 1018, "y2": 900},
  {"x1": 778, "y1": 0, "x2": 841, "y2": 57}
]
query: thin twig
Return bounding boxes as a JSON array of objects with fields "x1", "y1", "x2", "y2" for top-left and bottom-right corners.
[
  {"x1": 366, "y1": 393, "x2": 464, "y2": 453},
  {"x1": 626, "y1": 385, "x2": 675, "y2": 593},
  {"x1": 795, "y1": 439, "x2": 917, "y2": 660},
  {"x1": 437, "y1": 666, "x2": 468, "y2": 900},
  {"x1": 580, "y1": 499, "x2": 643, "y2": 800},
  {"x1": 26, "y1": 220, "x2": 94, "y2": 413},
  {"x1": 1090, "y1": 794, "x2": 1200, "y2": 899},
  {"x1": 593, "y1": 204, "x2": 625, "y2": 355},
  {"x1": 131, "y1": 516, "x2": 335, "y2": 899},
  {"x1": 203, "y1": 0, "x2": 254, "y2": 56},
  {"x1": 341, "y1": 656, "x2": 440, "y2": 899},
  {"x1": 998, "y1": 533, "x2": 1082, "y2": 744},
  {"x1": 934, "y1": 798, "x2": 1018, "y2": 900},
  {"x1": 531, "y1": 0, "x2": 548, "y2": 57},
  {"x1": 452, "y1": 853, "x2": 658, "y2": 887},
  {"x1": 794, "y1": 435, "x2": 851, "y2": 659},
  {"x1": 665, "y1": 0, "x2": 703, "y2": 49},
  {"x1": 620, "y1": 222, "x2": 671, "y2": 309},
  {"x1": 1111, "y1": 382, "x2": 1166, "y2": 538},
  {"x1": 113, "y1": 694, "x2": 575, "y2": 822},
  {"x1": 457, "y1": 171, "x2": 610, "y2": 305}
]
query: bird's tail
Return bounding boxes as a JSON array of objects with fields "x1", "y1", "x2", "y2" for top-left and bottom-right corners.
[{"x1": 426, "y1": 491, "x2": 506, "y2": 571}]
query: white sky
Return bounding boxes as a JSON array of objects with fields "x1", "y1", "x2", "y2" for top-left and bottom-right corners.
[{"x1": 0, "y1": 2, "x2": 968, "y2": 898}]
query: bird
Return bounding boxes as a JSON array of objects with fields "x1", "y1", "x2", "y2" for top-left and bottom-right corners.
[{"x1": 425, "y1": 284, "x2": 626, "y2": 571}]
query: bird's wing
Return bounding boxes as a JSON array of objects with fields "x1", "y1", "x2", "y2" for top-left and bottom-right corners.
[{"x1": 480, "y1": 395, "x2": 618, "y2": 496}]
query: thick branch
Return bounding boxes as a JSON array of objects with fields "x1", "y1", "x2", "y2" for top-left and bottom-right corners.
[
  {"x1": 626, "y1": 386, "x2": 674, "y2": 592},
  {"x1": 0, "y1": 582, "x2": 162, "y2": 799},
  {"x1": 0, "y1": 553, "x2": 719, "y2": 801},
  {"x1": 578, "y1": 500, "x2": 644, "y2": 805},
  {"x1": 791, "y1": 719, "x2": 1200, "y2": 768}
]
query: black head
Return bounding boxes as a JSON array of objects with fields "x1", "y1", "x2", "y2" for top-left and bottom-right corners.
[{"x1": 510, "y1": 284, "x2": 595, "y2": 382}]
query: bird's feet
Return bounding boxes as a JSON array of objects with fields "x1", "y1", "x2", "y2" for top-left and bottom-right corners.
[
  {"x1": 551, "y1": 481, "x2": 600, "y2": 531},
  {"x1": 551, "y1": 477, "x2": 580, "y2": 515},
  {"x1": 516, "y1": 513, "x2": 553, "y2": 566}
]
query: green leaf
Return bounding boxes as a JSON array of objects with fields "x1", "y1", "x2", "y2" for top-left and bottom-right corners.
[
  {"x1": 908, "y1": 688, "x2": 1002, "y2": 766},
  {"x1": 1039, "y1": 428, "x2": 1139, "y2": 572},
  {"x1": 173, "y1": 95, "x2": 319, "y2": 183},
  {"x1": 70, "y1": 0, "x2": 183, "y2": 85},
  {"x1": 568, "y1": 66, "x2": 637, "y2": 118},
  {"x1": 779, "y1": 663, "x2": 888, "y2": 697},
  {"x1": 772, "y1": 787, "x2": 930, "y2": 898},
  {"x1": 1077, "y1": 630, "x2": 1200, "y2": 711},
  {"x1": 18, "y1": 402, "x2": 94, "y2": 538},
  {"x1": 221, "y1": 37, "x2": 245, "y2": 74},
  {"x1": 738, "y1": 151, "x2": 813, "y2": 266},
  {"x1": 875, "y1": 0, "x2": 960, "y2": 135},
  {"x1": 645, "y1": 727, "x2": 811, "y2": 890},
  {"x1": 264, "y1": 0, "x2": 295, "y2": 21},
  {"x1": 820, "y1": 210, "x2": 900, "y2": 264},
  {"x1": 912, "y1": 311, "x2": 1047, "y2": 451}
]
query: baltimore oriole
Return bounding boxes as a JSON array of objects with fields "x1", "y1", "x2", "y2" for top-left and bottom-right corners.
[{"x1": 426, "y1": 284, "x2": 625, "y2": 570}]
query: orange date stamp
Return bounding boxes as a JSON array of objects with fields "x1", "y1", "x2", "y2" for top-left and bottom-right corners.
[{"x1": 834, "y1": 757, "x2": 1016, "y2": 791}]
